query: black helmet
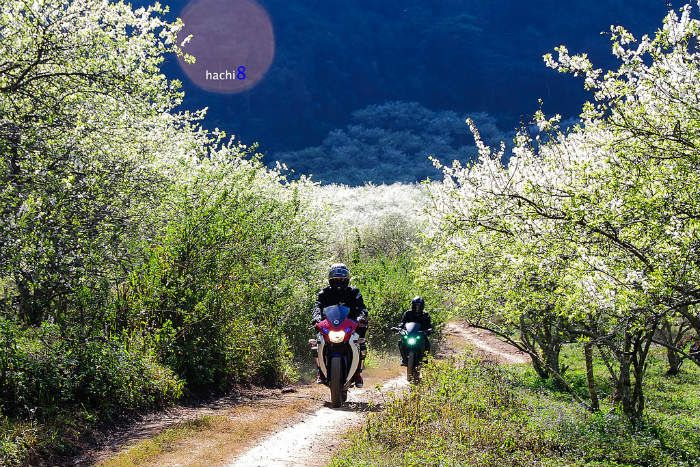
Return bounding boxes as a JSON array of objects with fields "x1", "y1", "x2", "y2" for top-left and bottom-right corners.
[
  {"x1": 411, "y1": 296, "x2": 425, "y2": 313},
  {"x1": 328, "y1": 263, "x2": 350, "y2": 288}
]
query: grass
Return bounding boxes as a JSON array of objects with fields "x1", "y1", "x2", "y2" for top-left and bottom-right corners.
[
  {"x1": 96, "y1": 389, "x2": 320, "y2": 467},
  {"x1": 97, "y1": 417, "x2": 217, "y2": 467},
  {"x1": 0, "y1": 408, "x2": 102, "y2": 467},
  {"x1": 330, "y1": 346, "x2": 700, "y2": 467},
  {"x1": 0, "y1": 418, "x2": 37, "y2": 467}
]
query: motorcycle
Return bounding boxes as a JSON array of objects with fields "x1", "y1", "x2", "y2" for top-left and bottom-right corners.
[
  {"x1": 310, "y1": 305, "x2": 362, "y2": 407},
  {"x1": 394, "y1": 322, "x2": 428, "y2": 382}
]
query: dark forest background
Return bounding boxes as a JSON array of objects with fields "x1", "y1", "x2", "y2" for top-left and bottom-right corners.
[{"x1": 149, "y1": 0, "x2": 677, "y2": 184}]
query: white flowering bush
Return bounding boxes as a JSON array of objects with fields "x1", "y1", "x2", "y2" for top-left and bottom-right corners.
[
  {"x1": 311, "y1": 182, "x2": 428, "y2": 256},
  {"x1": 0, "y1": 1, "x2": 326, "y2": 463},
  {"x1": 425, "y1": 2, "x2": 700, "y2": 422}
]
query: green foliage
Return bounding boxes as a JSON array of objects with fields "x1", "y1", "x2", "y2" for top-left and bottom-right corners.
[
  {"x1": 351, "y1": 255, "x2": 416, "y2": 347},
  {"x1": 333, "y1": 352, "x2": 700, "y2": 466},
  {"x1": 0, "y1": 319, "x2": 182, "y2": 420},
  {"x1": 0, "y1": 318, "x2": 183, "y2": 464},
  {"x1": 275, "y1": 103, "x2": 509, "y2": 184},
  {"x1": 127, "y1": 162, "x2": 323, "y2": 390},
  {"x1": 0, "y1": 415, "x2": 35, "y2": 467},
  {"x1": 332, "y1": 211, "x2": 447, "y2": 349}
]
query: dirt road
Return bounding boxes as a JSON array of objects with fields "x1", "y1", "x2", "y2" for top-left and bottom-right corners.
[
  {"x1": 445, "y1": 322, "x2": 530, "y2": 364},
  {"x1": 229, "y1": 377, "x2": 407, "y2": 467},
  {"x1": 89, "y1": 322, "x2": 527, "y2": 467}
]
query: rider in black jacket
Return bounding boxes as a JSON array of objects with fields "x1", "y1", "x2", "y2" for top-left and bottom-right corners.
[
  {"x1": 313, "y1": 263, "x2": 368, "y2": 387},
  {"x1": 399, "y1": 296, "x2": 432, "y2": 365}
]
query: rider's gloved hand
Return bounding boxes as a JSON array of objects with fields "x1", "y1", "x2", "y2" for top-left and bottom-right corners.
[{"x1": 357, "y1": 316, "x2": 368, "y2": 327}]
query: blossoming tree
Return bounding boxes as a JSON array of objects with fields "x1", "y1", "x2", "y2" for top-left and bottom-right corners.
[{"x1": 425, "y1": 2, "x2": 700, "y2": 421}]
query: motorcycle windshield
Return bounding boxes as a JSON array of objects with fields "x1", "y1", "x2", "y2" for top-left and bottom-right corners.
[
  {"x1": 324, "y1": 305, "x2": 350, "y2": 326},
  {"x1": 404, "y1": 322, "x2": 422, "y2": 334}
]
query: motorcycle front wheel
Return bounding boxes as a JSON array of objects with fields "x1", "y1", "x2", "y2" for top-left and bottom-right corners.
[
  {"x1": 330, "y1": 356, "x2": 343, "y2": 408},
  {"x1": 407, "y1": 351, "x2": 418, "y2": 383}
]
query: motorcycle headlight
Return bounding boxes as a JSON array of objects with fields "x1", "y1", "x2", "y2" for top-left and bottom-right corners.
[
  {"x1": 328, "y1": 330, "x2": 346, "y2": 343},
  {"x1": 407, "y1": 337, "x2": 417, "y2": 346}
]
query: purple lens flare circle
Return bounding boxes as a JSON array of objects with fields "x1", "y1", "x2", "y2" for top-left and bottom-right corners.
[{"x1": 176, "y1": 0, "x2": 275, "y2": 94}]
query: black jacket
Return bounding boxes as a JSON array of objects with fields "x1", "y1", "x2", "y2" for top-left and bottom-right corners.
[
  {"x1": 400, "y1": 309, "x2": 432, "y2": 332},
  {"x1": 312, "y1": 285, "x2": 368, "y2": 323}
]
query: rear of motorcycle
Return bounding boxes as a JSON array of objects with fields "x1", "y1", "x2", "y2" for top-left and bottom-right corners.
[{"x1": 310, "y1": 305, "x2": 361, "y2": 408}]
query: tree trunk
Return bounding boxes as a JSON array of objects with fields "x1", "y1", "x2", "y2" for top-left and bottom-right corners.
[
  {"x1": 584, "y1": 342, "x2": 599, "y2": 411},
  {"x1": 617, "y1": 332, "x2": 635, "y2": 420},
  {"x1": 520, "y1": 322, "x2": 550, "y2": 378},
  {"x1": 544, "y1": 344, "x2": 564, "y2": 389},
  {"x1": 530, "y1": 352, "x2": 550, "y2": 379},
  {"x1": 16, "y1": 279, "x2": 42, "y2": 326},
  {"x1": 657, "y1": 319, "x2": 683, "y2": 376},
  {"x1": 629, "y1": 330, "x2": 654, "y2": 423},
  {"x1": 666, "y1": 345, "x2": 682, "y2": 376},
  {"x1": 520, "y1": 312, "x2": 564, "y2": 381}
]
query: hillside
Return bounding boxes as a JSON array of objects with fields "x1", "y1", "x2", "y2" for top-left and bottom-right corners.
[{"x1": 148, "y1": 0, "x2": 677, "y2": 183}]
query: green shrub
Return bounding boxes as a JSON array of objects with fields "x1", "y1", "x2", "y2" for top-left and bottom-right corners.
[
  {"x1": 0, "y1": 318, "x2": 183, "y2": 465},
  {"x1": 333, "y1": 352, "x2": 700, "y2": 466},
  {"x1": 0, "y1": 320, "x2": 183, "y2": 419},
  {"x1": 127, "y1": 164, "x2": 324, "y2": 390},
  {"x1": 0, "y1": 414, "x2": 36, "y2": 467},
  {"x1": 331, "y1": 211, "x2": 447, "y2": 350},
  {"x1": 349, "y1": 253, "x2": 447, "y2": 349}
]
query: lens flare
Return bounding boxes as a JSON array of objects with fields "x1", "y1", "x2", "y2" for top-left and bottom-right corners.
[{"x1": 177, "y1": 0, "x2": 275, "y2": 94}]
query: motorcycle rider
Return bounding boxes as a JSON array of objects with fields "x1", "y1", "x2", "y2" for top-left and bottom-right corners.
[
  {"x1": 312, "y1": 263, "x2": 368, "y2": 387},
  {"x1": 398, "y1": 296, "x2": 433, "y2": 366}
]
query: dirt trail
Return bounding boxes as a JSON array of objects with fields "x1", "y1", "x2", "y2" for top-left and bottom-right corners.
[
  {"x1": 444, "y1": 321, "x2": 530, "y2": 364},
  {"x1": 74, "y1": 387, "x2": 285, "y2": 465},
  {"x1": 227, "y1": 322, "x2": 528, "y2": 467},
  {"x1": 229, "y1": 377, "x2": 407, "y2": 467},
  {"x1": 90, "y1": 322, "x2": 526, "y2": 467}
]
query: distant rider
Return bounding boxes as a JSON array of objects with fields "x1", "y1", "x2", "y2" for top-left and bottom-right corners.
[
  {"x1": 398, "y1": 296, "x2": 433, "y2": 366},
  {"x1": 312, "y1": 263, "x2": 368, "y2": 387}
]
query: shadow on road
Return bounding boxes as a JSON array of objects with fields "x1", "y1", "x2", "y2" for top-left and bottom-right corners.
[{"x1": 323, "y1": 400, "x2": 384, "y2": 412}]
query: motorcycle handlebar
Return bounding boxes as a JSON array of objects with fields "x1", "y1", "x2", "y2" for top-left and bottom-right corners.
[{"x1": 392, "y1": 326, "x2": 433, "y2": 335}]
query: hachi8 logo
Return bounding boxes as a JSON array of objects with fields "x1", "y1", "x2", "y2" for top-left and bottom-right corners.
[{"x1": 176, "y1": 0, "x2": 275, "y2": 94}]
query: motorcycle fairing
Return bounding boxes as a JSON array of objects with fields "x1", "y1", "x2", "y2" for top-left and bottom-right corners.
[
  {"x1": 316, "y1": 332, "x2": 360, "y2": 387},
  {"x1": 400, "y1": 321, "x2": 427, "y2": 359},
  {"x1": 315, "y1": 304, "x2": 361, "y2": 388}
]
